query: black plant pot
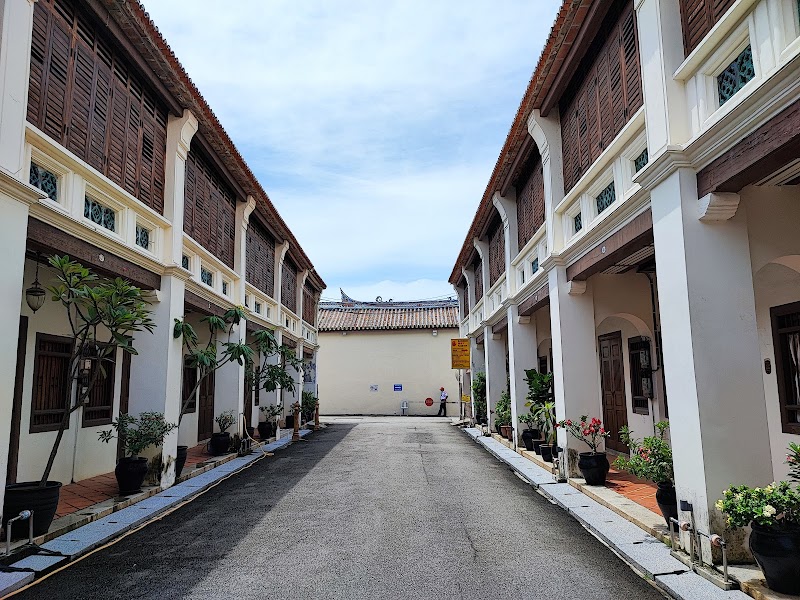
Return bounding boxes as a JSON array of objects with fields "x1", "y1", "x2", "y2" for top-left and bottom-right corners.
[
  {"x1": 175, "y1": 445, "x2": 188, "y2": 478},
  {"x1": 270, "y1": 422, "x2": 278, "y2": 437},
  {"x1": 2, "y1": 481, "x2": 62, "y2": 539},
  {"x1": 115, "y1": 457, "x2": 148, "y2": 494},
  {"x1": 209, "y1": 432, "x2": 231, "y2": 456},
  {"x1": 521, "y1": 429, "x2": 539, "y2": 451},
  {"x1": 246, "y1": 426, "x2": 255, "y2": 439},
  {"x1": 749, "y1": 523, "x2": 800, "y2": 594},
  {"x1": 540, "y1": 444, "x2": 554, "y2": 462},
  {"x1": 533, "y1": 439, "x2": 544, "y2": 454},
  {"x1": 578, "y1": 452, "x2": 609, "y2": 485},
  {"x1": 655, "y1": 481, "x2": 678, "y2": 529},
  {"x1": 257, "y1": 422, "x2": 270, "y2": 440}
]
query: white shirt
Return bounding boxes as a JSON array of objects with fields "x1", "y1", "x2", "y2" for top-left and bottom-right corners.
[{"x1": 440, "y1": 391, "x2": 447, "y2": 401}]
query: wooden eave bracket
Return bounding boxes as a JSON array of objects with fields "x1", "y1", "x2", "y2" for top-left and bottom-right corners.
[{"x1": 698, "y1": 192, "x2": 740, "y2": 222}]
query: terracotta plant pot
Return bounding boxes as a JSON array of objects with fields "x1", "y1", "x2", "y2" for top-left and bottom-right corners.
[
  {"x1": 749, "y1": 523, "x2": 800, "y2": 594},
  {"x1": 577, "y1": 452, "x2": 609, "y2": 486}
]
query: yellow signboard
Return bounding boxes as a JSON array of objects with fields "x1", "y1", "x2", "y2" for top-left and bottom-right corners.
[
  {"x1": 461, "y1": 395, "x2": 470, "y2": 403},
  {"x1": 451, "y1": 338, "x2": 470, "y2": 370}
]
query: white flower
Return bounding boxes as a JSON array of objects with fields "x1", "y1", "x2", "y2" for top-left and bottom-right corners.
[{"x1": 763, "y1": 505, "x2": 777, "y2": 517}]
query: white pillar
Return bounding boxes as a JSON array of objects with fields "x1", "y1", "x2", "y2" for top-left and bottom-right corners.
[
  {"x1": 462, "y1": 266, "x2": 476, "y2": 312},
  {"x1": 213, "y1": 322, "x2": 245, "y2": 436},
  {"x1": 528, "y1": 110, "x2": 564, "y2": 253},
  {"x1": 484, "y1": 325, "x2": 506, "y2": 432},
  {"x1": 128, "y1": 270, "x2": 186, "y2": 488},
  {"x1": 651, "y1": 168, "x2": 772, "y2": 560},
  {"x1": 507, "y1": 305, "x2": 538, "y2": 448},
  {"x1": 548, "y1": 265, "x2": 602, "y2": 471},
  {"x1": 635, "y1": 0, "x2": 690, "y2": 156},
  {"x1": 0, "y1": 0, "x2": 35, "y2": 179},
  {"x1": 164, "y1": 110, "x2": 198, "y2": 264}
]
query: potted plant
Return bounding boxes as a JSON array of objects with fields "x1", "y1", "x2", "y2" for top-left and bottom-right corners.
[
  {"x1": 716, "y1": 476, "x2": 800, "y2": 594},
  {"x1": 301, "y1": 391, "x2": 318, "y2": 424},
  {"x1": 614, "y1": 421, "x2": 676, "y2": 527},
  {"x1": 98, "y1": 412, "x2": 177, "y2": 494},
  {"x1": 472, "y1": 372, "x2": 487, "y2": 425},
  {"x1": 2, "y1": 256, "x2": 154, "y2": 539},
  {"x1": 519, "y1": 413, "x2": 540, "y2": 451},
  {"x1": 534, "y1": 401, "x2": 557, "y2": 462},
  {"x1": 259, "y1": 403, "x2": 283, "y2": 439},
  {"x1": 210, "y1": 410, "x2": 235, "y2": 455},
  {"x1": 495, "y1": 390, "x2": 512, "y2": 440},
  {"x1": 556, "y1": 416, "x2": 611, "y2": 485}
]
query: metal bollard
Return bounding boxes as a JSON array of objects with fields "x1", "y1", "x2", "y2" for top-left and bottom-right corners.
[
  {"x1": 314, "y1": 403, "x2": 320, "y2": 431},
  {"x1": 670, "y1": 517, "x2": 729, "y2": 586},
  {"x1": 4, "y1": 510, "x2": 33, "y2": 556},
  {"x1": 292, "y1": 402, "x2": 300, "y2": 441}
]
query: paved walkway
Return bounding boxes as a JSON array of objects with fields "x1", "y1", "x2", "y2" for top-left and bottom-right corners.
[
  {"x1": 605, "y1": 467, "x2": 659, "y2": 513},
  {"x1": 14, "y1": 417, "x2": 664, "y2": 599}
]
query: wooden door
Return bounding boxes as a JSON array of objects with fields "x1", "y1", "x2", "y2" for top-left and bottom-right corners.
[
  {"x1": 599, "y1": 331, "x2": 628, "y2": 453},
  {"x1": 7, "y1": 317, "x2": 28, "y2": 484},
  {"x1": 198, "y1": 371, "x2": 214, "y2": 441},
  {"x1": 116, "y1": 351, "x2": 132, "y2": 460},
  {"x1": 243, "y1": 371, "x2": 253, "y2": 429}
]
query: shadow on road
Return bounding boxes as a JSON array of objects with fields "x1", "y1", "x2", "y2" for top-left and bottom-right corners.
[{"x1": 15, "y1": 424, "x2": 356, "y2": 600}]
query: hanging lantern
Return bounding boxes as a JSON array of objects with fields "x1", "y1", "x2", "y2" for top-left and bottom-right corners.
[{"x1": 25, "y1": 254, "x2": 46, "y2": 313}]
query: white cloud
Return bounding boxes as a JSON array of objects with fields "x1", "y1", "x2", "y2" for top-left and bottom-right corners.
[{"x1": 142, "y1": 0, "x2": 560, "y2": 294}]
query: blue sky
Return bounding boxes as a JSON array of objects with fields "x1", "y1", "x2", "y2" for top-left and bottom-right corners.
[{"x1": 142, "y1": 1, "x2": 561, "y2": 301}]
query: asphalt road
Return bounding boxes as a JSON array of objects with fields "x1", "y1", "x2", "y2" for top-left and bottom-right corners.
[{"x1": 16, "y1": 417, "x2": 664, "y2": 599}]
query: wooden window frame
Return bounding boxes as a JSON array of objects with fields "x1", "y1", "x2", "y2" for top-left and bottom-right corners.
[
  {"x1": 628, "y1": 336, "x2": 652, "y2": 416},
  {"x1": 182, "y1": 357, "x2": 198, "y2": 414},
  {"x1": 30, "y1": 333, "x2": 74, "y2": 433},
  {"x1": 82, "y1": 344, "x2": 116, "y2": 427},
  {"x1": 770, "y1": 301, "x2": 800, "y2": 434}
]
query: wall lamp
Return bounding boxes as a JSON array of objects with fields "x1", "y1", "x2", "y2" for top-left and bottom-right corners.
[{"x1": 25, "y1": 252, "x2": 46, "y2": 313}]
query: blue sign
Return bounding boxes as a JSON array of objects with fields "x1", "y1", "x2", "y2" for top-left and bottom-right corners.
[{"x1": 393, "y1": 384, "x2": 403, "y2": 392}]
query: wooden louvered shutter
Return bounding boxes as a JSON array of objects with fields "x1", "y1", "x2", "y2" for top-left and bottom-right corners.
[
  {"x1": 607, "y1": 25, "x2": 625, "y2": 135},
  {"x1": 474, "y1": 260, "x2": 484, "y2": 299},
  {"x1": 42, "y1": 15, "x2": 71, "y2": 142},
  {"x1": 531, "y1": 161, "x2": 545, "y2": 233},
  {"x1": 88, "y1": 52, "x2": 112, "y2": 174},
  {"x1": 679, "y1": 0, "x2": 735, "y2": 55},
  {"x1": 65, "y1": 38, "x2": 93, "y2": 160},
  {"x1": 621, "y1": 6, "x2": 642, "y2": 118},
  {"x1": 108, "y1": 75, "x2": 129, "y2": 187},
  {"x1": 27, "y1": 4, "x2": 48, "y2": 126},
  {"x1": 123, "y1": 83, "x2": 142, "y2": 198},
  {"x1": 183, "y1": 154, "x2": 196, "y2": 238}
]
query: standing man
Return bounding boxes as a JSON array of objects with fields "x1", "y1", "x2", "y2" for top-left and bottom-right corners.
[{"x1": 437, "y1": 387, "x2": 448, "y2": 417}]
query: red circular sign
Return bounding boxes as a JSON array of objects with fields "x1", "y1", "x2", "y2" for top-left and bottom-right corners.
[{"x1": 425, "y1": 398, "x2": 433, "y2": 407}]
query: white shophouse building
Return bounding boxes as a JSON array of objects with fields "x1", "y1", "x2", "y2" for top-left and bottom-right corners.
[
  {"x1": 451, "y1": 0, "x2": 800, "y2": 564},
  {"x1": 0, "y1": 0, "x2": 324, "y2": 525}
]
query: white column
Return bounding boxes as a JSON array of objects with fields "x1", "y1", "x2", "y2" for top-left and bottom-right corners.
[
  {"x1": 474, "y1": 238, "x2": 491, "y2": 301},
  {"x1": 164, "y1": 110, "x2": 198, "y2": 264},
  {"x1": 470, "y1": 336, "x2": 485, "y2": 422},
  {"x1": 213, "y1": 322, "x2": 245, "y2": 436},
  {"x1": 635, "y1": 0, "x2": 690, "y2": 155},
  {"x1": 128, "y1": 269, "x2": 186, "y2": 488},
  {"x1": 0, "y1": 0, "x2": 35, "y2": 179},
  {"x1": 548, "y1": 265, "x2": 602, "y2": 471},
  {"x1": 0, "y1": 172, "x2": 40, "y2": 511},
  {"x1": 507, "y1": 305, "x2": 538, "y2": 448},
  {"x1": 528, "y1": 110, "x2": 564, "y2": 254},
  {"x1": 651, "y1": 168, "x2": 772, "y2": 560},
  {"x1": 462, "y1": 266, "x2": 476, "y2": 312},
  {"x1": 484, "y1": 325, "x2": 506, "y2": 432}
]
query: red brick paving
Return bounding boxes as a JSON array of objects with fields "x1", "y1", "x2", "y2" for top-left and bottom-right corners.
[{"x1": 604, "y1": 467, "x2": 660, "y2": 514}]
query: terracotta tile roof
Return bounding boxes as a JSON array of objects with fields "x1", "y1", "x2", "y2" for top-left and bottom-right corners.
[
  {"x1": 101, "y1": 0, "x2": 325, "y2": 292},
  {"x1": 318, "y1": 291, "x2": 459, "y2": 332},
  {"x1": 448, "y1": 0, "x2": 593, "y2": 285}
]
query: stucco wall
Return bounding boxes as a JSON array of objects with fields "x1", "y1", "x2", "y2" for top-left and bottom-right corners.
[{"x1": 317, "y1": 328, "x2": 460, "y2": 415}]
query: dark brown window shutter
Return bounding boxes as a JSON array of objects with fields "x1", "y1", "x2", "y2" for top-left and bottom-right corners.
[
  {"x1": 302, "y1": 285, "x2": 318, "y2": 324},
  {"x1": 515, "y1": 154, "x2": 544, "y2": 252},
  {"x1": 282, "y1": 259, "x2": 298, "y2": 311},
  {"x1": 30, "y1": 334, "x2": 73, "y2": 433},
  {"x1": 246, "y1": 217, "x2": 276, "y2": 297},
  {"x1": 474, "y1": 258, "x2": 484, "y2": 299},
  {"x1": 488, "y1": 219, "x2": 505, "y2": 287},
  {"x1": 82, "y1": 345, "x2": 115, "y2": 427},
  {"x1": 679, "y1": 0, "x2": 736, "y2": 55}
]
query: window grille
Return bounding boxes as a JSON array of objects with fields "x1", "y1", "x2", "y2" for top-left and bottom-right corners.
[
  {"x1": 254, "y1": 301, "x2": 262, "y2": 314},
  {"x1": 222, "y1": 281, "x2": 229, "y2": 295},
  {"x1": 30, "y1": 334, "x2": 73, "y2": 432},
  {"x1": 628, "y1": 337, "x2": 653, "y2": 415},
  {"x1": 717, "y1": 45, "x2": 755, "y2": 106},
  {"x1": 574, "y1": 213, "x2": 583, "y2": 234},
  {"x1": 82, "y1": 344, "x2": 115, "y2": 427},
  {"x1": 200, "y1": 267, "x2": 213, "y2": 287},
  {"x1": 30, "y1": 163, "x2": 58, "y2": 202},
  {"x1": 531, "y1": 258, "x2": 539, "y2": 273},
  {"x1": 634, "y1": 148, "x2": 649, "y2": 172},
  {"x1": 135, "y1": 224, "x2": 151, "y2": 250},
  {"x1": 596, "y1": 183, "x2": 616, "y2": 215},
  {"x1": 182, "y1": 255, "x2": 189, "y2": 269},
  {"x1": 85, "y1": 196, "x2": 116, "y2": 232}
]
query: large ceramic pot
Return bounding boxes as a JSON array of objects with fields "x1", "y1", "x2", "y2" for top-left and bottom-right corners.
[
  {"x1": 257, "y1": 422, "x2": 270, "y2": 440},
  {"x1": 499, "y1": 425, "x2": 509, "y2": 439},
  {"x1": 175, "y1": 445, "x2": 188, "y2": 478},
  {"x1": 577, "y1": 452, "x2": 610, "y2": 486},
  {"x1": 749, "y1": 523, "x2": 800, "y2": 594},
  {"x1": 285, "y1": 415, "x2": 295, "y2": 430},
  {"x1": 533, "y1": 439, "x2": 544, "y2": 454},
  {"x1": 2, "y1": 481, "x2": 62, "y2": 538},
  {"x1": 521, "y1": 428, "x2": 540, "y2": 451},
  {"x1": 540, "y1": 444, "x2": 555, "y2": 463},
  {"x1": 209, "y1": 432, "x2": 231, "y2": 456},
  {"x1": 655, "y1": 481, "x2": 678, "y2": 529},
  {"x1": 115, "y1": 457, "x2": 148, "y2": 494}
]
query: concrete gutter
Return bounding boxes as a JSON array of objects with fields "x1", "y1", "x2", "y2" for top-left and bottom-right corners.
[
  {"x1": 462, "y1": 428, "x2": 751, "y2": 600},
  {"x1": 0, "y1": 430, "x2": 313, "y2": 597}
]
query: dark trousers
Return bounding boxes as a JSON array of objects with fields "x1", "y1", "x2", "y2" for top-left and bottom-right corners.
[{"x1": 437, "y1": 402, "x2": 446, "y2": 416}]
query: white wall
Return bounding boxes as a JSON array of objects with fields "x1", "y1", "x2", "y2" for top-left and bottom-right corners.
[{"x1": 317, "y1": 328, "x2": 460, "y2": 415}]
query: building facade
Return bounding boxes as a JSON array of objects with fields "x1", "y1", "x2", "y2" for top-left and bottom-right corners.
[
  {"x1": 1, "y1": 0, "x2": 324, "y2": 514},
  {"x1": 451, "y1": 0, "x2": 800, "y2": 562},
  {"x1": 317, "y1": 292, "x2": 460, "y2": 416}
]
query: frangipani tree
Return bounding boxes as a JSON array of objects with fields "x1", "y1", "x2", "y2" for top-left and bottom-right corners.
[
  {"x1": 173, "y1": 307, "x2": 302, "y2": 425},
  {"x1": 41, "y1": 255, "x2": 155, "y2": 486}
]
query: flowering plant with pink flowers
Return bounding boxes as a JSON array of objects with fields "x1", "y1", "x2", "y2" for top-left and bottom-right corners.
[
  {"x1": 614, "y1": 421, "x2": 673, "y2": 484},
  {"x1": 555, "y1": 415, "x2": 611, "y2": 454}
]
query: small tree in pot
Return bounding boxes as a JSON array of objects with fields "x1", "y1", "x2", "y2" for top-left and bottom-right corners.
[
  {"x1": 471, "y1": 372, "x2": 487, "y2": 425},
  {"x1": 522, "y1": 369, "x2": 552, "y2": 451},
  {"x1": 556, "y1": 416, "x2": 611, "y2": 485},
  {"x1": 301, "y1": 391, "x2": 318, "y2": 424},
  {"x1": 615, "y1": 421, "x2": 676, "y2": 527},
  {"x1": 533, "y1": 402, "x2": 557, "y2": 462},
  {"x1": 2, "y1": 256, "x2": 154, "y2": 538},
  {"x1": 258, "y1": 403, "x2": 283, "y2": 439},
  {"x1": 494, "y1": 390, "x2": 512, "y2": 439},
  {"x1": 99, "y1": 412, "x2": 177, "y2": 494},
  {"x1": 209, "y1": 410, "x2": 236, "y2": 455}
]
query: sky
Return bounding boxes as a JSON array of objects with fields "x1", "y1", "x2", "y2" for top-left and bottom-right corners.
[{"x1": 141, "y1": 1, "x2": 561, "y2": 302}]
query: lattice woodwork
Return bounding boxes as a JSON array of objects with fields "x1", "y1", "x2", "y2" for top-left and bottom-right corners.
[
  {"x1": 515, "y1": 154, "x2": 545, "y2": 252},
  {"x1": 28, "y1": 0, "x2": 167, "y2": 213},
  {"x1": 560, "y1": 1, "x2": 642, "y2": 194},
  {"x1": 488, "y1": 220, "x2": 505, "y2": 287},
  {"x1": 282, "y1": 259, "x2": 298, "y2": 312},
  {"x1": 184, "y1": 148, "x2": 237, "y2": 268},
  {"x1": 246, "y1": 217, "x2": 276, "y2": 297}
]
